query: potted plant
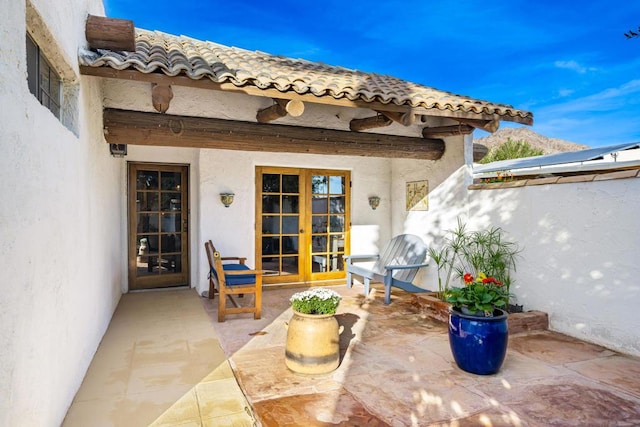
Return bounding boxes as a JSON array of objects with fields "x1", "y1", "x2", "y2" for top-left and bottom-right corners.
[
  {"x1": 285, "y1": 288, "x2": 343, "y2": 374},
  {"x1": 430, "y1": 219, "x2": 520, "y2": 375}
]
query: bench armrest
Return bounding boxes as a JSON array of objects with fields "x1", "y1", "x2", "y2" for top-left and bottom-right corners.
[
  {"x1": 384, "y1": 262, "x2": 429, "y2": 271},
  {"x1": 343, "y1": 254, "x2": 379, "y2": 262},
  {"x1": 222, "y1": 257, "x2": 247, "y2": 264}
]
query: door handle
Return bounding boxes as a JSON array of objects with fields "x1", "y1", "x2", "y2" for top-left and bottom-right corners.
[{"x1": 299, "y1": 229, "x2": 304, "y2": 233}]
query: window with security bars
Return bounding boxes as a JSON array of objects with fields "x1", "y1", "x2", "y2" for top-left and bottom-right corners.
[{"x1": 26, "y1": 33, "x2": 61, "y2": 118}]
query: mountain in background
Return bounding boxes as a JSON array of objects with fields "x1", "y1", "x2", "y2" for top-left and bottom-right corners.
[{"x1": 474, "y1": 127, "x2": 589, "y2": 154}]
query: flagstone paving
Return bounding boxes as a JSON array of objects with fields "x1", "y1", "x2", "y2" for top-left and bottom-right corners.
[{"x1": 64, "y1": 285, "x2": 640, "y2": 426}]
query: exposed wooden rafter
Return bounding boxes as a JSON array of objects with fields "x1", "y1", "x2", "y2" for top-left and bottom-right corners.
[
  {"x1": 349, "y1": 114, "x2": 392, "y2": 131},
  {"x1": 103, "y1": 109, "x2": 446, "y2": 160},
  {"x1": 422, "y1": 124, "x2": 474, "y2": 139},
  {"x1": 256, "y1": 99, "x2": 305, "y2": 123},
  {"x1": 379, "y1": 111, "x2": 417, "y2": 126},
  {"x1": 456, "y1": 118, "x2": 500, "y2": 133},
  {"x1": 80, "y1": 67, "x2": 534, "y2": 126},
  {"x1": 151, "y1": 84, "x2": 173, "y2": 113},
  {"x1": 85, "y1": 15, "x2": 135, "y2": 51}
]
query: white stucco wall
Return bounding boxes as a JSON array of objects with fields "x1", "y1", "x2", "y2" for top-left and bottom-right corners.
[
  {"x1": 0, "y1": 1, "x2": 123, "y2": 426},
  {"x1": 102, "y1": 79, "x2": 459, "y2": 295},
  {"x1": 466, "y1": 176, "x2": 640, "y2": 356}
]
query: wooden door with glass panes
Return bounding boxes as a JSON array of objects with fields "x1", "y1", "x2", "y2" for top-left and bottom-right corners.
[
  {"x1": 256, "y1": 167, "x2": 350, "y2": 285},
  {"x1": 128, "y1": 163, "x2": 189, "y2": 290}
]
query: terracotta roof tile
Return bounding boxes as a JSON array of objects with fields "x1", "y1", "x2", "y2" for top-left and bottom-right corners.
[{"x1": 80, "y1": 29, "x2": 533, "y2": 123}]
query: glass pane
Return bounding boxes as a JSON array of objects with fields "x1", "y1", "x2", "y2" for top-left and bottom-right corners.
[
  {"x1": 262, "y1": 256, "x2": 279, "y2": 272},
  {"x1": 262, "y1": 195, "x2": 280, "y2": 213},
  {"x1": 50, "y1": 103, "x2": 60, "y2": 118},
  {"x1": 312, "y1": 216, "x2": 327, "y2": 233},
  {"x1": 329, "y1": 235, "x2": 345, "y2": 253},
  {"x1": 313, "y1": 255, "x2": 328, "y2": 272},
  {"x1": 161, "y1": 233, "x2": 181, "y2": 253},
  {"x1": 329, "y1": 176, "x2": 344, "y2": 194},
  {"x1": 262, "y1": 237, "x2": 280, "y2": 255},
  {"x1": 282, "y1": 216, "x2": 298, "y2": 234},
  {"x1": 282, "y1": 236, "x2": 298, "y2": 254},
  {"x1": 161, "y1": 213, "x2": 180, "y2": 232},
  {"x1": 161, "y1": 172, "x2": 181, "y2": 191},
  {"x1": 311, "y1": 176, "x2": 328, "y2": 194},
  {"x1": 262, "y1": 174, "x2": 280, "y2": 192},
  {"x1": 26, "y1": 35, "x2": 38, "y2": 97},
  {"x1": 146, "y1": 235, "x2": 159, "y2": 252},
  {"x1": 262, "y1": 216, "x2": 280, "y2": 234},
  {"x1": 137, "y1": 171, "x2": 158, "y2": 190},
  {"x1": 312, "y1": 196, "x2": 328, "y2": 214},
  {"x1": 329, "y1": 253, "x2": 344, "y2": 272},
  {"x1": 50, "y1": 76, "x2": 60, "y2": 101},
  {"x1": 282, "y1": 257, "x2": 298, "y2": 275},
  {"x1": 166, "y1": 255, "x2": 181, "y2": 273},
  {"x1": 40, "y1": 59, "x2": 50, "y2": 95},
  {"x1": 330, "y1": 215, "x2": 345, "y2": 232},
  {"x1": 282, "y1": 195, "x2": 298, "y2": 213},
  {"x1": 137, "y1": 192, "x2": 159, "y2": 211},
  {"x1": 137, "y1": 214, "x2": 159, "y2": 233},
  {"x1": 282, "y1": 175, "x2": 299, "y2": 193},
  {"x1": 312, "y1": 235, "x2": 327, "y2": 253},
  {"x1": 330, "y1": 196, "x2": 345, "y2": 213},
  {"x1": 138, "y1": 256, "x2": 159, "y2": 276},
  {"x1": 161, "y1": 193, "x2": 181, "y2": 212}
]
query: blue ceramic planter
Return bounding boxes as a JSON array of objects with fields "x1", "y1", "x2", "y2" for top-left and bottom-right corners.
[{"x1": 448, "y1": 307, "x2": 508, "y2": 375}]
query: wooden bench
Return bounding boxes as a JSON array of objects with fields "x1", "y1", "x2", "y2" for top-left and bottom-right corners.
[{"x1": 344, "y1": 234, "x2": 430, "y2": 304}]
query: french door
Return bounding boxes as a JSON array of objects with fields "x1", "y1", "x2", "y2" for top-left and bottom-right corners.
[
  {"x1": 255, "y1": 167, "x2": 350, "y2": 285},
  {"x1": 128, "y1": 163, "x2": 190, "y2": 290}
]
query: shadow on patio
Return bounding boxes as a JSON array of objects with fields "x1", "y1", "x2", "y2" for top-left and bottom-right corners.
[{"x1": 65, "y1": 285, "x2": 640, "y2": 426}]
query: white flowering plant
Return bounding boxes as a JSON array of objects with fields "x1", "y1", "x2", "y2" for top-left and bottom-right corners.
[{"x1": 290, "y1": 288, "x2": 342, "y2": 315}]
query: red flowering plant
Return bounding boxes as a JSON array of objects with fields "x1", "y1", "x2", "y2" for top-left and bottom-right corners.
[
  {"x1": 429, "y1": 219, "x2": 520, "y2": 316},
  {"x1": 444, "y1": 272, "x2": 510, "y2": 317}
]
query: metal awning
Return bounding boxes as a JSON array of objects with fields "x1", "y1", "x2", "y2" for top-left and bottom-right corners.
[{"x1": 474, "y1": 142, "x2": 640, "y2": 174}]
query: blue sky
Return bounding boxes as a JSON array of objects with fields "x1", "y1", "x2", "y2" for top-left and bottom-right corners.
[{"x1": 104, "y1": 1, "x2": 640, "y2": 147}]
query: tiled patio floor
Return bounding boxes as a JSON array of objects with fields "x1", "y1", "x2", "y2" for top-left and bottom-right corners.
[{"x1": 64, "y1": 285, "x2": 640, "y2": 426}]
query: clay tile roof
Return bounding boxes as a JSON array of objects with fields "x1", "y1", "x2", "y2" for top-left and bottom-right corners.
[{"x1": 80, "y1": 28, "x2": 533, "y2": 124}]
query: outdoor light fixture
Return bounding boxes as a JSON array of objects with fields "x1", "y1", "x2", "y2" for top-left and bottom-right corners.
[
  {"x1": 109, "y1": 143, "x2": 127, "y2": 157},
  {"x1": 368, "y1": 196, "x2": 380, "y2": 210},
  {"x1": 220, "y1": 192, "x2": 235, "y2": 208}
]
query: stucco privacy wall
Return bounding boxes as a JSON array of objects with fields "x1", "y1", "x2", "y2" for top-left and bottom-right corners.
[
  {"x1": 389, "y1": 135, "x2": 470, "y2": 289},
  {"x1": 466, "y1": 177, "x2": 640, "y2": 357},
  {"x1": 0, "y1": 1, "x2": 123, "y2": 426}
]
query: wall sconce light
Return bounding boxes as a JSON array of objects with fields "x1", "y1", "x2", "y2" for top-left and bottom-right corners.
[
  {"x1": 109, "y1": 143, "x2": 127, "y2": 157},
  {"x1": 220, "y1": 192, "x2": 235, "y2": 208},
  {"x1": 368, "y1": 196, "x2": 380, "y2": 210}
]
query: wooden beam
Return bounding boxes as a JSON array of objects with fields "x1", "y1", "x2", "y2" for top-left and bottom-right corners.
[
  {"x1": 422, "y1": 124, "x2": 474, "y2": 138},
  {"x1": 350, "y1": 114, "x2": 392, "y2": 131},
  {"x1": 379, "y1": 111, "x2": 416, "y2": 126},
  {"x1": 456, "y1": 118, "x2": 500, "y2": 133},
  {"x1": 80, "y1": 67, "x2": 535, "y2": 126},
  {"x1": 151, "y1": 84, "x2": 173, "y2": 113},
  {"x1": 85, "y1": 15, "x2": 135, "y2": 51},
  {"x1": 279, "y1": 99, "x2": 304, "y2": 117},
  {"x1": 103, "y1": 109, "x2": 445, "y2": 160},
  {"x1": 256, "y1": 103, "x2": 286, "y2": 123},
  {"x1": 256, "y1": 99, "x2": 305, "y2": 123}
]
